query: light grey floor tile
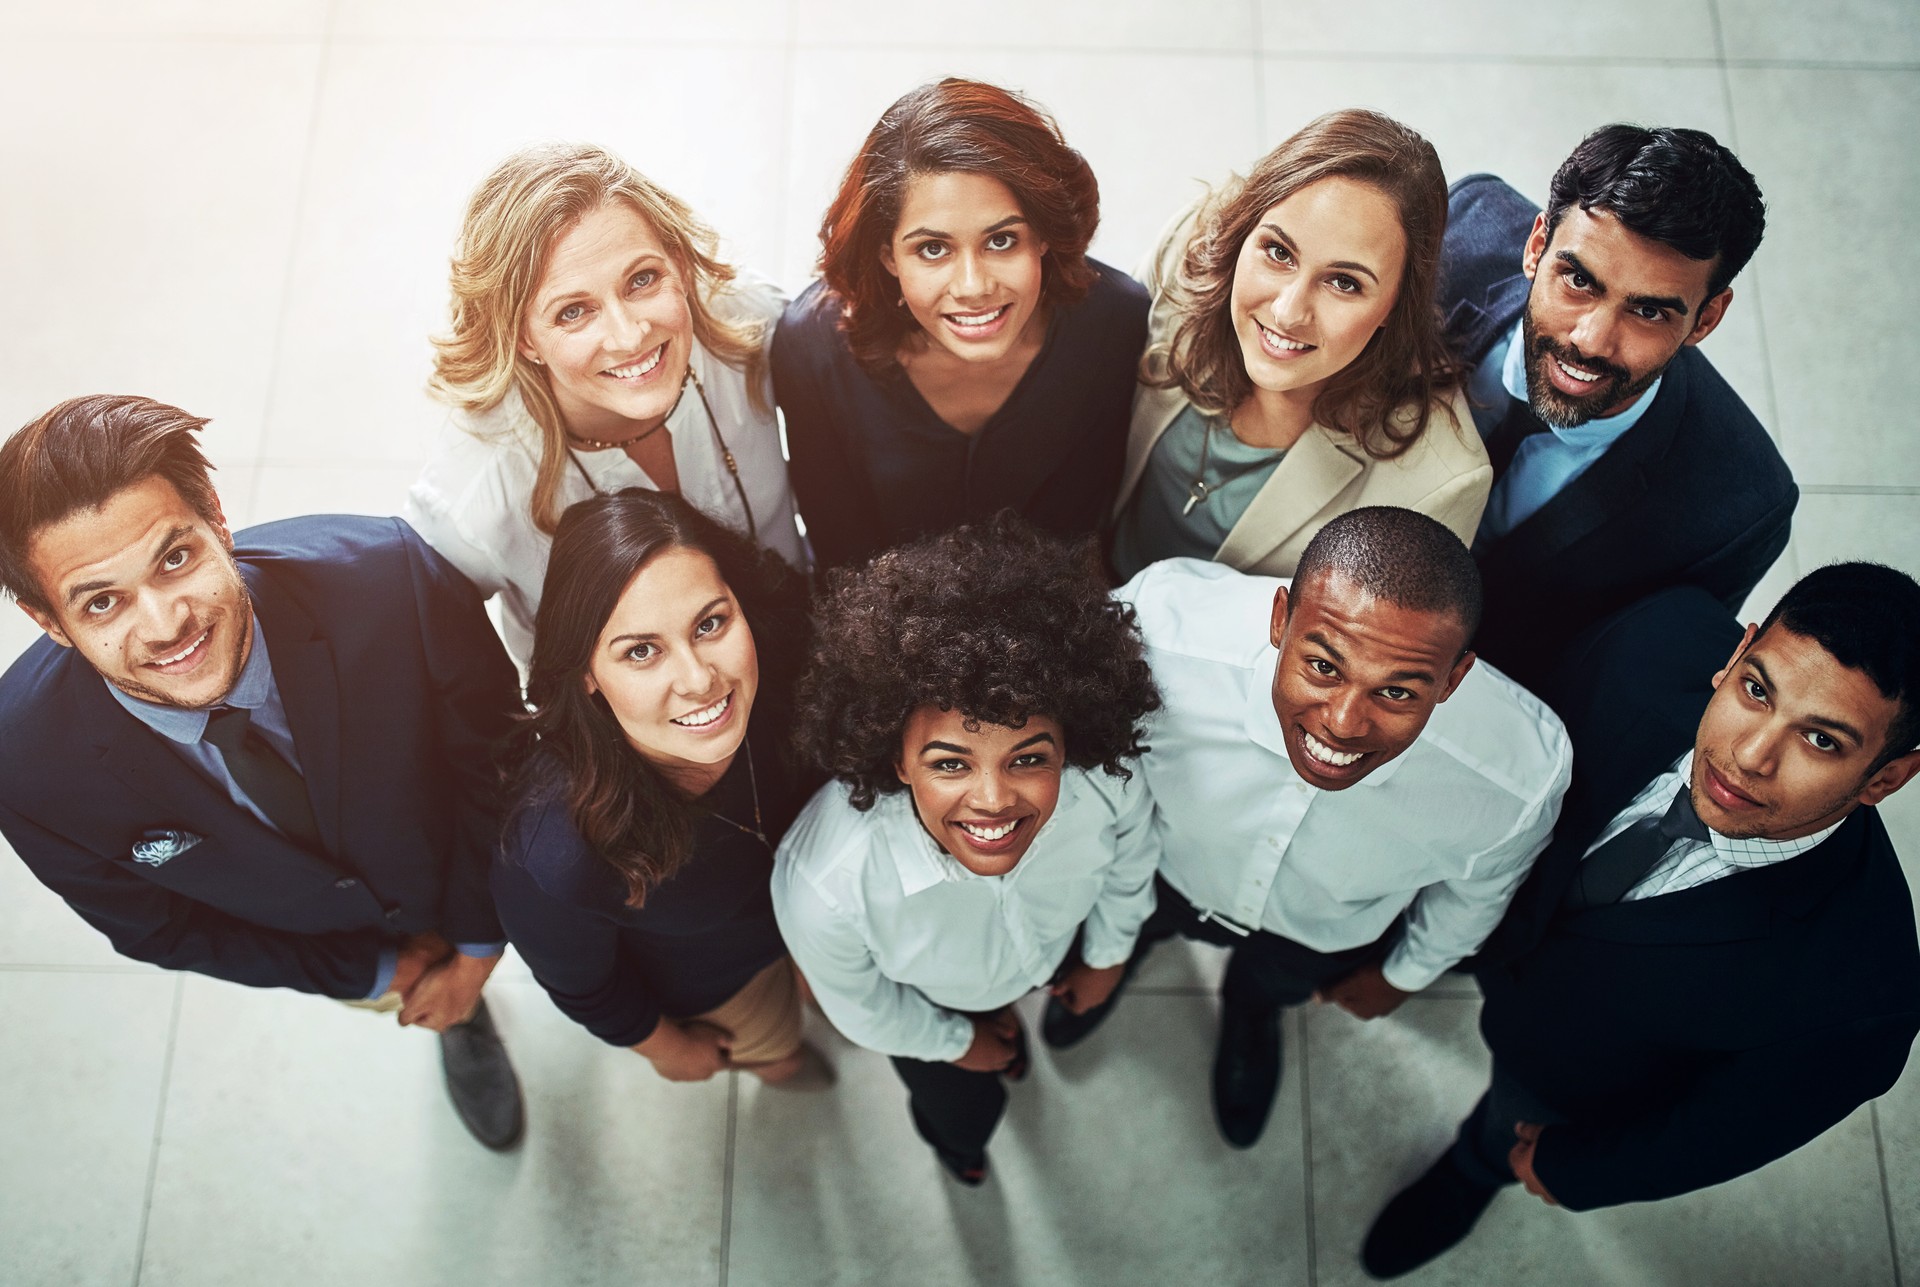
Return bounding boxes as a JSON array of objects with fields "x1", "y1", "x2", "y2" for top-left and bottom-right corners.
[
  {"x1": 1735, "y1": 536, "x2": 1800, "y2": 623},
  {"x1": 1728, "y1": 67, "x2": 1920, "y2": 489},
  {"x1": 250, "y1": 460, "x2": 420, "y2": 524},
  {"x1": 261, "y1": 40, "x2": 791, "y2": 466},
  {"x1": 1719, "y1": 0, "x2": 1920, "y2": 65},
  {"x1": 791, "y1": 0, "x2": 1257, "y2": 52},
  {"x1": 783, "y1": 49, "x2": 1263, "y2": 298},
  {"x1": 1307, "y1": 996, "x2": 1897, "y2": 1286},
  {"x1": 0, "y1": 835, "x2": 161, "y2": 970},
  {"x1": 1131, "y1": 933, "x2": 1228, "y2": 992},
  {"x1": 0, "y1": 970, "x2": 177, "y2": 1287},
  {"x1": 332, "y1": 0, "x2": 792, "y2": 44},
  {"x1": 728, "y1": 993, "x2": 1309, "y2": 1287},
  {"x1": 138, "y1": 975, "x2": 729, "y2": 1287},
  {"x1": 1258, "y1": 0, "x2": 1719, "y2": 61},
  {"x1": 1879, "y1": 1058, "x2": 1920, "y2": 1284},
  {"x1": 0, "y1": 0, "x2": 328, "y2": 37},
  {"x1": 0, "y1": 40, "x2": 320, "y2": 465},
  {"x1": 1792, "y1": 492, "x2": 1920, "y2": 578}
]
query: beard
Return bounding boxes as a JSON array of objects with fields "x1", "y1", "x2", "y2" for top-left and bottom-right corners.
[{"x1": 1520, "y1": 307, "x2": 1667, "y2": 429}]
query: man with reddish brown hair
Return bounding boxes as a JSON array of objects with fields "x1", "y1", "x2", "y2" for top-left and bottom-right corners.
[{"x1": 0, "y1": 394, "x2": 526, "y2": 1150}]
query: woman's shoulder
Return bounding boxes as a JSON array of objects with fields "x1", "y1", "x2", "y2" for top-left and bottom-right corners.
[
  {"x1": 502, "y1": 758, "x2": 599, "y2": 886},
  {"x1": 705, "y1": 268, "x2": 787, "y2": 332},
  {"x1": 1368, "y1": 383, "x2": 1489, "y2": 478}
]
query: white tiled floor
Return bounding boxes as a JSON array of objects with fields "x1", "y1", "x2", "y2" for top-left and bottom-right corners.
[{"x1": 1, "y1": 2, "x2": 1917, "y2": 1284}]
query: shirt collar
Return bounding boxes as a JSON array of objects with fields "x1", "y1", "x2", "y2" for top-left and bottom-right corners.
[
  {"x1": 1499, "y1": 318, "x2": 1662, "y2": 448},
  {"x1": 105, "y1": 613, "x2": 274, "y2": 744},
  {"x1": 1671, "y1": 750, "x2": 1847, "y2": 865},
  {"x1": 880, "y1": 790, "x2": 979, "y2": 896},
  {"x1": 1242, "y1": 646, "x2": 1409, "y2": 795}
]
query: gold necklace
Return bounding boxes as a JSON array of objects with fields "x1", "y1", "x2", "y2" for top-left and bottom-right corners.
[
  {"x1": 707, "y1": 737, "x2": 767, "y2": 848},
  {"x1": 562, "y1": 368, "x2": 693, "y2": 450}
]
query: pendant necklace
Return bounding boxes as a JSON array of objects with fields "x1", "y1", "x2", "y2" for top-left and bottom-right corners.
[
  {"x1": 1183, "y1": 416, "x2": 1219, "y2": 516},
  {"x1": 707, "y1": 736, "x2": 768, "y2": 849}
]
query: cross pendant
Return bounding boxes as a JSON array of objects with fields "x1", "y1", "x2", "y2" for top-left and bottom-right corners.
[{"x1": 1183, "y1": 480, "x2": 1212, "y2": 516}]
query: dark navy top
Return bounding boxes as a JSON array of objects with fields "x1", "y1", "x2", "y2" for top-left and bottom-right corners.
[
  {"x1": 770, "y1": 261, "x2": 1150, "y2": 571},
  {"x1": 493, "y1": 732, "x2": 810, "y2": 1047}
]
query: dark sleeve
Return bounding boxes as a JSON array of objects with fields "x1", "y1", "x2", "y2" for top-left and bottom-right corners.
[
  {"x1": 492, "y1": 810, "x2": 664, "y2": 1047},
  {"x1": 1029, "y1": 274, "x2": 1148, "y2": 542},
  {"x1": 400, "y1": 523, "x2": 520, "y2": 945},
  {"x1": 1683, "y1": 480, "x2": 1798, "y2": 613},
  {"x1": 1533, "y1": 1014, "x2": 1917, "y2": 1210},
  {"x1": 0, "y1": 799, "x2": 387, "y2": 997},
  {"x1": 770, "y1": 301, "x2": 882, "y2": 571}
]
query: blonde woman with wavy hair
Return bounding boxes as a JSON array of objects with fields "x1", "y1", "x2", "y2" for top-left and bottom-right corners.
[
  {"x1": 1109, "y1": 109, "x2": 1489, "y2": 583},
  {"x1": 406, "y1": 143, "x2": 805, "y2": 666}
]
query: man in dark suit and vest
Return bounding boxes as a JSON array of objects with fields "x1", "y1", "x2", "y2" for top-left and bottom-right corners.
[
  {"x1": 1360, "y1": 564, "x2": 1920, "y2": 1278},
  {"x1": 1440, "y1": 124, "x2": 1797, "y2": 691},
  {"x1": 0, "y1": 394, "x2": 526, "y2": 1149}
]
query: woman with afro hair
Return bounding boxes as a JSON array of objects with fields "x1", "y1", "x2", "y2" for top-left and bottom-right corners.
[{"x1": 771, "y1": 515, "x2": 1162, "y2": 1186}]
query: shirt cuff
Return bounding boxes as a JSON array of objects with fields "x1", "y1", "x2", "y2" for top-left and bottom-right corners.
[
  {"x1": 366, "y1": 946, "x2": 398, "y2": 1000},
  {"x1": 453, "y1": 941, "x2": 506, "y2": 958},
  {"x1": 1379, "y1": 947, "x2": 1447, "y2": 994}
]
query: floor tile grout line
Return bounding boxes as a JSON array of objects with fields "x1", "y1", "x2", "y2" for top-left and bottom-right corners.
[
  {"x1": 719, "y1": 1070, "x2": 739, "y2": 1287},
  {"x1": 0, "y1": 962, "x2": 168, "y2": 974},
  {"x1": 128, "y1": 974, "x2": 185, "y2": 1287},
  {"x1": 1800, "y1": 484, "x2": 1920, "y2": 496},
  {"x1": 1299, "y1": 1008, "x2": 1319, "y2": 1287},
  {"x1": 1872, "y1": 1103, "x2": 1904, "y2": 1287}
]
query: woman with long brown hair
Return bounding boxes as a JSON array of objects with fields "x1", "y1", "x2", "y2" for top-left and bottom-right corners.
[
  {"x1": 1109, "y1": 109, "x2": 1490, "y2": 582},
  {"x1": 772, "y1": 77, "x2": 1149, "y2": 572},
  {"x1": 406, "y1": 143, "x2": 805, "y2": 668},
  {"x1": 492, "y1": 489, "x2": 826, "y2": 1088}
]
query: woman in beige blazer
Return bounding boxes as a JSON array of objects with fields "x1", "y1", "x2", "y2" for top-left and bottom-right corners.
[{"x1": 1110, "y1": 109, "x2": 1489, "y2": 582}]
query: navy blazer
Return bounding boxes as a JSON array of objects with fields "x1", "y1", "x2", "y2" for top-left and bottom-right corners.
[
  {"x1": 1472, "y1": 588, "x2": 1920, "y2": 1211},
  {"x1": 1439, "y1": 175, "x2": 1799, "y2": 692},
  {"x1": 0, "y1": 516, "x2": 520, "y2": 999}
]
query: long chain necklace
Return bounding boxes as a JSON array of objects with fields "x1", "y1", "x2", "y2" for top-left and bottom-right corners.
[
  {"x1": 707, "y1": 736, "x2": 767, "y2": 848},
  {"x1": 1183, "y1": 408, "x2": 1286, "y2": 516}
]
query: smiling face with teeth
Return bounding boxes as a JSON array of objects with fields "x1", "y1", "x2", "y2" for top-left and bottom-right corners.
[
  {"x1": 583, "y1": 545, "x2": 759, "y2": 795},
  {"x1": 22, "y1": 475, "x2": 252, "y2": 710},
  {"x1": 519, "y1": 199, "x2": 694, "y2": 447},
  {"x1": 1266, "y1": 569, "x2": 1475, "y2": 791},
  {"x1": 1518, "y1": 205, "x2": 1730, "y2": 428},
  {"x1": 893, "y1": 705, "x2": 1065, "y2": 877}
]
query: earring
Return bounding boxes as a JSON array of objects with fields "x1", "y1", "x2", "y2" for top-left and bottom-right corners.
[
  {"x1": 530, "y1": 356, "x2": 545, "y2": 366},
  {"x1": 896, "y1": 296, "x2": 907, "y2": 309}
]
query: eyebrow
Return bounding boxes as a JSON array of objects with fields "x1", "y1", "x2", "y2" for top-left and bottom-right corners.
[
  {"x1": 1555, "y1": 249, "x2": 1690, "y2": 318},
  {"x1": 920, "y1": 740, "x2": 972, "y2": 756},
  {"x1": 900, "y1": 214, "x2": 1028, "y2": 241},
  {"x1": 536, "y1": 252, "x2": 667, "y2": 314},
  {"x1": 1303, "y1": 631, "x2": 1346, "y2": 666},
  {"x1": 1746, "y1": 658, "x2": 1867, "y2": 746},
  {"x1": 1261, "y1": 222, "x2": 1380, "y2": 283},
  {"x1": 607, "y1": 595, "x2": 728, "y2": 649},
  {"x1": 65, "y1": 523, "x2": 196, "y2": 610},
  {"x1": 1009, "y1": 732, "x2": 1057, "y2": 752}
]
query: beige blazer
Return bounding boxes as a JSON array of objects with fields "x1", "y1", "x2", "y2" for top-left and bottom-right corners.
[{"x1": 1113, "y1": 197, "x2": 1491, "y2": 578}]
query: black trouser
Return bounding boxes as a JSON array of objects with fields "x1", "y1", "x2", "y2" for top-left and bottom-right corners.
[
  {"x1": 1448, "y1": 1062, "x2": 1567, "y2": 1189},
  {"x1": 1145, "y1": 875, "x2": 1382, "y2": 1014},
  {"x1": 889, "y1": 1053, "x2": 1010, "y2": 1166}
]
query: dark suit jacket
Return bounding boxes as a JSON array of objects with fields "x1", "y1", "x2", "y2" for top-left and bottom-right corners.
[
  {"x1": 0, "y1": 516, "x2": 520, "y2": 999},
  {"x1": 1472, "y1": 587, "x2": 1920, "y2": 1211},
  {"x1": 1439, "y1": 175, "x2": 1799, "y2": 692}
]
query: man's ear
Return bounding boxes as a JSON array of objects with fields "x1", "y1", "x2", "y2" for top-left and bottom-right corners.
[
  {"x1": 1684, "y1": 287, "x2": 1733, "y2": 348},
  {"x1": 1269, "y1": 584, "x2": 1292, "y2": 649},
  {"x1": 1860, "y1": 749, "x2": 1920, "y2": 807},
  {"x1": 1436, "y1": 650, "x2": 1478, "y2": 704},
  {"x1": 1711, "y1": 623, "x2": 1761, "y2": 690},
  {"x1": 17, "y1": 599, "x2": 72, "y2": 649},
  {"x1": 1521, "y1": 212, "x2": 1551, "y2": 280}
]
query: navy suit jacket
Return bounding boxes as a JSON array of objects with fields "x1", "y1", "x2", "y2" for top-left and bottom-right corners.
[
  {"x1": 1440, "y1": 175, "x2": 1799, "y2": 692},
  {"x1": 0, "y1": 516, "x2": 520, "y2": 999},
  {"x1": 1471, "y1": 588, "x2": 1920, "y2": 1211}
]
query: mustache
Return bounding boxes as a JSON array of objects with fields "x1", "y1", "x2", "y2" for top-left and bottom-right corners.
[{"x1": 1531, "y1": 333, "x2": 1632, "y2": 388}]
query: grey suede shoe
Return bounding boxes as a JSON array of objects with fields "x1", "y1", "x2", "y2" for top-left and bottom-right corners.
[{"x1": 439, "y1": 998, "x2": 525, "y2": 1151}]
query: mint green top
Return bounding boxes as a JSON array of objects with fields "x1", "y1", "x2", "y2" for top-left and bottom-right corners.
[{"x1": 1111, "y1": 403, "x2": 1287, "y2": 582}]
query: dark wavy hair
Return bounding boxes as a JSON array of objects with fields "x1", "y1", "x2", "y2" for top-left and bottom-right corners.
[
  {"x1": 1546, "y1": 124, "x2": 1765, "y2": 303},
  {"x1": 816, "y1": 77, "x2": 1100, "y2": 375},
  {"x1": 510, "y1": 489, "x2": 807, "y2": 905},
  {"x1": 793, "y1": 514, "x2": 1161, "y2": 810},
  {"x1": 1145, "y1": 108, "x2": 1463, "y2": 462}
]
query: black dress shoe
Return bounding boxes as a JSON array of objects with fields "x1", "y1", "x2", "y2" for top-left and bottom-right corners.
[
  {"x1": 934, "y1": 1145, "x2": 989, "y2": 1188},
  {"x1": 439, "y1": 998, "x2": 525, "y2": 1151},
  {"x1": 1040, "y1": 937, "x2": 1155, "y2": 1050},
  {"x1": 1361, "y1": 1150, "x2": 1503, "y2": 1279},
  {"x1": 1211, "y1": 1000, "x2": 1282, "y2": 1148}
]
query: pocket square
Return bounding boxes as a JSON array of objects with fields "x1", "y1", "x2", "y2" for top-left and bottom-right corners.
[{"x1": 132, "y1": 829, "x2": 204, "y2": 867}]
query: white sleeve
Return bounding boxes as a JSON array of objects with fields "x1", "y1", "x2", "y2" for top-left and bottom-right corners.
[{"x1": 1077, "y1": 771, "x2": 1161, "y2": 970}]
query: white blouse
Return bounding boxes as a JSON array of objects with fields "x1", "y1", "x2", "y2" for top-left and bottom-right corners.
[
  {"x1": 771, "y1": 768, "x2": 1159, "y2": 1063},
  {"x1": 403, "y1": 274, "x2": 807, "y2": 667}
]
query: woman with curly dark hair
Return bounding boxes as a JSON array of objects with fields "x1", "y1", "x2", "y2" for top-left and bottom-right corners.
[
  {"x1": 492, "y1": 489, "x2": 829, "y2": 1091},
  {"x1": 771, "y1": 516, "x2": 1162, "y2": 1184},
  {"x1": 770, "y1": 77, "x2": 1149, "y2": 572}
]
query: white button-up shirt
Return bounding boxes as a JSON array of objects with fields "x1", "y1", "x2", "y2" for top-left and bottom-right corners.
[
  {"x1": 1120, "y1": 559, "x2": 1572, "y2": 991},
  {"x1": 771, "y1": 767, "x2": 1159, "y2": 1062},
  {"x1": 404, "y1": 274, "x2": 807, "y2": 667}
]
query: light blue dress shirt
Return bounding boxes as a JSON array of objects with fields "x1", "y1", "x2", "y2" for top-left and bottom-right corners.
[
  {"x1": 106, "y1": 615, "x2": 500, "y2": 999},
  {"x1": 1471, "y1": 320, "x2": 1662, "y2": 541}
]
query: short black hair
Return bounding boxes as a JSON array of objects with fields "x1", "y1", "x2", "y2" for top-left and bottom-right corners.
[
  {"x1": 1292, "y1": 506, "x2": 1482, "y2": 647},
  {"x1": 792, "y1": 514, "x2": 1161, "y2": 810},
  {"x1": 1758, "y1": 561, "x2": 1920, "y2": 771},
  {"x1": 1545, "y1": 124, "x2": 1766, "y2": 303}
]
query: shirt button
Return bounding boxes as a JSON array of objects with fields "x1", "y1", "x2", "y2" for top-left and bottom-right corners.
[
  {"x1": 383, "y1": 906, "x2": 401, "y2": 921},
  {"x1": 334, "y1": 878, "x2": 357, "y2": 890}
]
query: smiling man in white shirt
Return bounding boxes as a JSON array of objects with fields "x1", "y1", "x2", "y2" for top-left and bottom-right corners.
[{"x1": 1054, "y1": 507, "x2": 1572, "y2": 1149}]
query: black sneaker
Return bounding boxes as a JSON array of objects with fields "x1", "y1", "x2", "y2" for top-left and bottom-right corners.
[
  {"x1": 439, "y1": 998, "x2": 525, "y2": 1151},
  {"x1": 1360, "y1": 1150, "x2": 1503, "y2": 1279},
  {"x1": 934, "y1": 1145, "x2": 989, "y2": 1188},
  {"x1": 1210, "y1": 1000, "x2": 1281, "y2": 1148}
]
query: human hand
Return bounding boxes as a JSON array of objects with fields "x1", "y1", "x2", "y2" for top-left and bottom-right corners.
[
  {"x1": 1509, "y1": 1121, "x2": 1558, "y2": 1206},
  {"x1": 387, "y1": 931, "x2": 455, "y2": 999},
  {"x1": 398, "y1": 950, "x2": 498, "y2": 1031},
  {"x1": 953, "y1": 1009, "x2": 1022, "y2": 1073},
  {"x1": 634, "y1": 1019, "x2": 733, "y2": 1082},
  {"x1": 1049, "y1": 960, "x2": 1126, "y2": 1015},
  {"x1": 1314, "y1": 963, "x2": 1412, "y2": 1019}
]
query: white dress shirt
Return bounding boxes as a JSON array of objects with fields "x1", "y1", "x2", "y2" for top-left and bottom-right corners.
[
  {"x1": 771, "y1": 767, "x2": 1159, "y2": 1063},
  {"x1": 403, "y1": 273, "x2": 807, "y2": 666},
  {"x1": 1591, "y1": 750, "x2": 1844, "y2": 902},
  {"x1": 1119, "y1": 558, "x2": 1573, "y2": 991}
]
